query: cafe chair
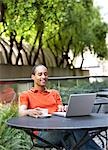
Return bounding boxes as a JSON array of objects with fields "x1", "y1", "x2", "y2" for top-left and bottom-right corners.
[
  {"x1": 25, "y1": 129, "x2": 65, "y2": 150},
  {"x1": 30, "y1": 136, "x2": 63, "y2": 150},
  {"x1": 30, "y1": 143, "x2": 63, "y2": 150},
  {"x1": 90, "y1": 96, "x2": 108, "y2": 149}
]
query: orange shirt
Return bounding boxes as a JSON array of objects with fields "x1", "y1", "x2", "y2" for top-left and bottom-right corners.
[{"x1": 19, "y1": 88, "x2": 62, "y2": 114}]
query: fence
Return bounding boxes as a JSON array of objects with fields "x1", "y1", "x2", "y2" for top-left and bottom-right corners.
[{"x1": 0, "y1": 76, "x2": 108, "y2": 103}]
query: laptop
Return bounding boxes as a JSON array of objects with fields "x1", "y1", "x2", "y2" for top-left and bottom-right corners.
[{"x1": 53, "y1": 93, "x2": 96, "y2": 117}]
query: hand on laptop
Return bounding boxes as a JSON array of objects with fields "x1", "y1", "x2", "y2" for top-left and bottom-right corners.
[{"x1": 58, "y1": 105, "x2": 68, "y2": 112}]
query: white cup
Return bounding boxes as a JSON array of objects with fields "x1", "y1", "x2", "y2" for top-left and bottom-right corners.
[{"x1": 40, "y1": 108, "x2": 48, "y2": 116}]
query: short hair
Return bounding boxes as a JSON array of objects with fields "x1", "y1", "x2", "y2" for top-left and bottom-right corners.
[{"x1": 31, "y1": 64, "x2": 47, "y2": 75}]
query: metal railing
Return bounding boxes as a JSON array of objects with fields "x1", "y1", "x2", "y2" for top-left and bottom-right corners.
[{"x1": 0, "y1": 76, "x2": 108, "y2": 102}]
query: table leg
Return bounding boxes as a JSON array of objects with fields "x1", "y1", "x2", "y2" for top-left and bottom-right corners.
[
  {"x1": 72, "y1": 130, "x2": 88, "y2": 150},
  {"x1": 97, "y1": 104, "x2": 102, "y2": 113},
  {"x1": 24, "y1": 129, "x2": 63, "y2": 150}
]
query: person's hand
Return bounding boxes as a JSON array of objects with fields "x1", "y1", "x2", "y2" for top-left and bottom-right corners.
[
  {"x1": 28, "y1": 107, "x2": 42, "y2": 118},
  {"x1": 58, "y1": 105, "x2": 68, "y2": 112}
]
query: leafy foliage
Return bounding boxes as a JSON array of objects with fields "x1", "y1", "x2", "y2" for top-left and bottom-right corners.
[
  {"x1": 0, "y1": 104, "x2": 32, "y2": 150},
  {"x1": 0, "y1": 0, "x2": 108, "y2": 67},
  {"x1": 56, "y1": 80, "x2": 108, "y2": 103}
]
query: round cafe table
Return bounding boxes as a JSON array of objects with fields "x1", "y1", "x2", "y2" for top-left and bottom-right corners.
[{"x1": 7, "y1": 113, "x2": 108, "y2": 150}]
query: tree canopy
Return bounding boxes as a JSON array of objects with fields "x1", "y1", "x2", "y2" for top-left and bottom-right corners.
[{"x1": 0, "y1": 0, "x2": 108, "y2": 68}]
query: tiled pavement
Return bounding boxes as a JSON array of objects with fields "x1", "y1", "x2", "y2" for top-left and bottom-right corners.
[{"x1": 93, "y1": 130, "x2": 108, "y2": 150}]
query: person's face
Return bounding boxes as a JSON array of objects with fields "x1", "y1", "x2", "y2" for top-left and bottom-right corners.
[{"x1": 32, "y1": 66, "x2": 48, "y2": 87}]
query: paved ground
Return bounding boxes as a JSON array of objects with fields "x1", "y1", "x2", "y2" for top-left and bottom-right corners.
[{"x1": 93, "y1": 130, "x2": 108, "y2": 150}]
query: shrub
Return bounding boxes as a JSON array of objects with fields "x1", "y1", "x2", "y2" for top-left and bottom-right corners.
[{"x1": 0, "y1": 104, "x2": 32, "y2": 150}]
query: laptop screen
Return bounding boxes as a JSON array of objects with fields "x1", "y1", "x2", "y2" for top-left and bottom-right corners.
[{"x1": 66, "y1": 93, "x2": 96, "y2": 117}]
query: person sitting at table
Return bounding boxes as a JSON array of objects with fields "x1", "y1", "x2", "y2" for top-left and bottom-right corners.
[{"x1": 19, "y1": 64, "x2": 102, "y2": 150}]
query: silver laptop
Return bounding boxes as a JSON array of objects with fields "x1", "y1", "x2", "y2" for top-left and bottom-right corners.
[{"x1": 53, "y1": 93, "x2": 96, "y2": 117}]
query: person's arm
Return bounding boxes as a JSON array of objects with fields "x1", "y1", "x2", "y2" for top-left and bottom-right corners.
[
  {"x1": 19, "y1": 104, "x2": 42, "y2": 117},
  {"x1": 19, "y1": 104, "x2": 31, "y2": 116},
  {"x1": 18, "y1": 93, "x2": 42, "y2": 117},
  {"x1": 53, "y1": 90, "x2": 68, "y2": 112}
]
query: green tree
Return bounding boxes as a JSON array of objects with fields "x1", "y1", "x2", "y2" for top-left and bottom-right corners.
[{"x1": 0, "y1": 0, "x2": 108, "y2": 68}]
